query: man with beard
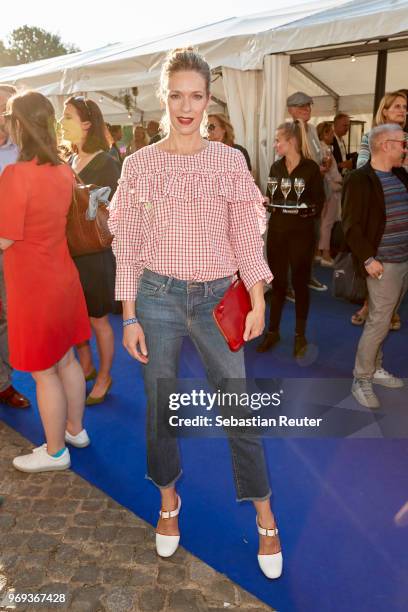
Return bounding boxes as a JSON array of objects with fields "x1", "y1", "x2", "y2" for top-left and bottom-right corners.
[{"x1": 0, "y1": 84, "x2": 30, "y2": 408}]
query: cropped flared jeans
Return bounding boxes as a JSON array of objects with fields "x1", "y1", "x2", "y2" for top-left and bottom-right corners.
[{"x1": 136, "y1": 269, "x2": 271, "y2": 501}]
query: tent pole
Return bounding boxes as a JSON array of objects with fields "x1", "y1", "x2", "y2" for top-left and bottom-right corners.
[
  {"x1": 210, "y1": 94, "x2": 227, "y2": 110},
  {"x1": 373, "y1": 40, "x2": 388, "y2": 117},
  {"x1": 293, "y1": 65, "x2": 339, "y2": 114},
  {"x1": 290, "y1": 37, "x2": 408, "y2": 64}
]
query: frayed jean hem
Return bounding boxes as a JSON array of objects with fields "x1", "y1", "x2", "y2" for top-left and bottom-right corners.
[
  {"x1": 145, "y1": 470, "x2": 183, "y2": 490},
  {"x1": 236, "y1": 489, "x2": 272, "y2": 503}
]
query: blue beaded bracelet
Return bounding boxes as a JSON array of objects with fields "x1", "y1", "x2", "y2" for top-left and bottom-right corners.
[{"x1": 123, "y1": 317, "x2": 139, "y2": 327}]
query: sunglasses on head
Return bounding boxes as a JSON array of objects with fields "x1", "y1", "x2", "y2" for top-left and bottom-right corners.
[{"x1": 0, "y1": 110, "x2": 13, "y2": 124}]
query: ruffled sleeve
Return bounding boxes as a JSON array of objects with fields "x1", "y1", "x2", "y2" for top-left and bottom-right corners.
[
  {"x1": 108, "y1": 157, "x2": 144, "y2": 300},
  {"x1": 225, "y1": 151, "x2": 272, "y2": 290},
  {"x1": 0, "y1": 165, "x2": 28, "y2": 241},
  {"x1": 219, "y1": 153, "x2": 267, "y2": 235}
]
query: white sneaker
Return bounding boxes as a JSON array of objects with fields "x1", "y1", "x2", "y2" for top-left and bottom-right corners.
[
  {"x1": 65, "y1": 429, "x2": 90, "y2": 448},
  {"x1": 373, "y1": 368, "x2": 404, "y2": 388},
  {"x1": 13, "y1": 446, "x2": 70, "y2": 473},
  {"x1": 352, "y1": 378, "x2": 380, "y2": 409},
  {"x1": 308, "y1": 278, "x2": 328, "y2": 291},
  {"x1": 33, "y1": 443, "x2": 47, "y2": 453}
]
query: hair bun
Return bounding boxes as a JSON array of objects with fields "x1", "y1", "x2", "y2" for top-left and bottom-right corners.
[{"x1": 169, "y1": 46, "x2": 195, "y2": 57}]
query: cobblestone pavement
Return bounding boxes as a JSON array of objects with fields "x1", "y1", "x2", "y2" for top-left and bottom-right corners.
[{"x1": 0, "y1": 422, "x2": 275, "y2": 612}]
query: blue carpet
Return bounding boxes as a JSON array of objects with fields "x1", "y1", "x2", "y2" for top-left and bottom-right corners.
[{"x1": 2, "y1": 268, "x2": 408, "y2": 612}]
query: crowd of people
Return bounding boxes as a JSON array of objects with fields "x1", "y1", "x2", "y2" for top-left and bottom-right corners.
[{"x1": 0, "y1": 47, "x2": 407, "y2": 580}]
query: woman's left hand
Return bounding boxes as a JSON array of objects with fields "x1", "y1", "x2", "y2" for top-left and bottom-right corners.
[{"x1": 243, "y1": 307, "x2": 265, "y2": 342}]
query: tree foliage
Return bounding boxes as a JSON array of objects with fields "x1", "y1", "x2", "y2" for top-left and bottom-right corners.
[
  {"x1": 0, "y1": 26, "x2": 80, "y2": 66},
  {"x1": 0, "y1": 40, "x2": 10, "y2": 67}
]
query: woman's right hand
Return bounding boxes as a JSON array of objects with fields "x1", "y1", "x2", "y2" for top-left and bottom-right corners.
[{"x1": 123, "y1": 323, "x2": 149, "y2": 363}]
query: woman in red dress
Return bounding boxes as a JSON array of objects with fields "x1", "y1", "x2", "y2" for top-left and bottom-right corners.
[{"x1": 0, "y1": 91, "x2": 91, "y2": 472}]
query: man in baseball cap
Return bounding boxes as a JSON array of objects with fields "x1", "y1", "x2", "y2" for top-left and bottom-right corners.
[{"x1": 286, "y1": 91, "x2": 322, "y2": 164}]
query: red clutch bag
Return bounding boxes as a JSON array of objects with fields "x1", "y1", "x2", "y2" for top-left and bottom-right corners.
[{"x1": 213, "y1": 277, "x2": 252, "y2": 352}]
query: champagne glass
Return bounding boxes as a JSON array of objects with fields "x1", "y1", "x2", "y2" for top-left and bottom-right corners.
[
  {"x1": 267, "y1": 177, "x2": 278, "y2": 204},
  {"x1": 294, "y1": 177, "x2": 305, "y2": 206},
  {"x1": 280, "y1": 178, "x2": 292, "y2": 206}
]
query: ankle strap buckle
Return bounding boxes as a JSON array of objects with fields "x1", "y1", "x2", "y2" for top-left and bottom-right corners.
[
  {"x1": 159, "y1": 495, "x2": 181, "y2": 519},
  {"x1": 256, "y1": 517, "x2": 278, "y2": 537}
]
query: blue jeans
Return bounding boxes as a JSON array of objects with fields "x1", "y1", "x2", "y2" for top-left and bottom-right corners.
[{"x1": 136, "y1": 269, "x2": 271, "y2": 501}]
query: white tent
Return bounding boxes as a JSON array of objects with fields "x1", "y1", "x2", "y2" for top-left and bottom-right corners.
[{"x1": 1, "y1": 0, "x2": 407, "y2": 185}]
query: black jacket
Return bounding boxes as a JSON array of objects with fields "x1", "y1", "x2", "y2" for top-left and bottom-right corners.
[
  {"x1": 233, "y1": 143, "x2": 251, "y2": 171},
  {"x1": 332, "y1": 137, "x2": 343, "y2": 171},
  {"x1": 341, "y1": 162, "x2": 408, "y2": 275},
  {"x1": 333, "y1": 136, "x2": 356, "y2": 172}
]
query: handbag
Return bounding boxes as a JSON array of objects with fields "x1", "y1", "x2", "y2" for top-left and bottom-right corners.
[
  {"x1": 330, "y1": 220, "x2": 345, "y2": 252},
  {"x1": 213, "y1": 274, "x2": 252, "y2": 352},
  {"x1": 332, "y1": 252, "x2": 366, "y2": 304},
  {"x1": 66, "y1": 170, "x2": 113, "y2": 257}
]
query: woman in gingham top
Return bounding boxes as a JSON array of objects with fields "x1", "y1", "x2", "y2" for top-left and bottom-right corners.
[{"x1": 109, "y1": 48, "x2": 282, "y2": 579}]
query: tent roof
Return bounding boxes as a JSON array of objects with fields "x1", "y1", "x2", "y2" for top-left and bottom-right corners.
[{"x1": 1, "y1": 0, "x2": 407, "y2": 96}]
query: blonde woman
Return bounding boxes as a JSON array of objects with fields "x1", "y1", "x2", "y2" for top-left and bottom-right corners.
[
  {"x1": 257, "y1": 121, "x2": 325, "y2": 357},
  {"x1": 352, "y1": 90, "x2": 407, "y2": 328},
  {"x1": 109, "y1": 48, "x2": 282, "y2": 579},
  {"x1": 207, "y1": 112, "x2": 252, "y2": 170},
  {"x1": 126, "y1": 124, "x2": 149, "y2": 155},
  {"x1": 357, "y1": 91, "x2": 407, "y2": 168}
]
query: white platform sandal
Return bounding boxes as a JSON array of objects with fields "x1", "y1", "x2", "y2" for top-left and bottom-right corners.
[
  {"x1": 256, "y1": 517, "x2": 283, "y2": 579},
  {"x1": 155, "y1": 495, "x2": 181, "y2": 558}
]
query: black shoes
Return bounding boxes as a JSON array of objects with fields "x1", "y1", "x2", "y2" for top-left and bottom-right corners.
[
  {"x1": 257, "y1": 332, "x2": 309, "y2": 358},
  {"x1": 256, "y1": 331, "x2": 280, "y2": 353},
  {"x1": 294, "y1": 334, "x2": 308, "y2": 358}
]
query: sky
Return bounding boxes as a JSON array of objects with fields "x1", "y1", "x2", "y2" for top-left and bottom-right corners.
[{"x1": 0, "y1": 0, "x2": 312, "y2": 51}]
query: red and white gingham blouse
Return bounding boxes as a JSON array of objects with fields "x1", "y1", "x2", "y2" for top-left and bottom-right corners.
[{"x1": 108, "y1": 141, "x2": 272, "y2": 300}]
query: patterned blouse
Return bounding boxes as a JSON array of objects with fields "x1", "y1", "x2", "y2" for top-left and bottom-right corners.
[{"x1": 109, "y1": 141, "x2": 272, "y2": 300}]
